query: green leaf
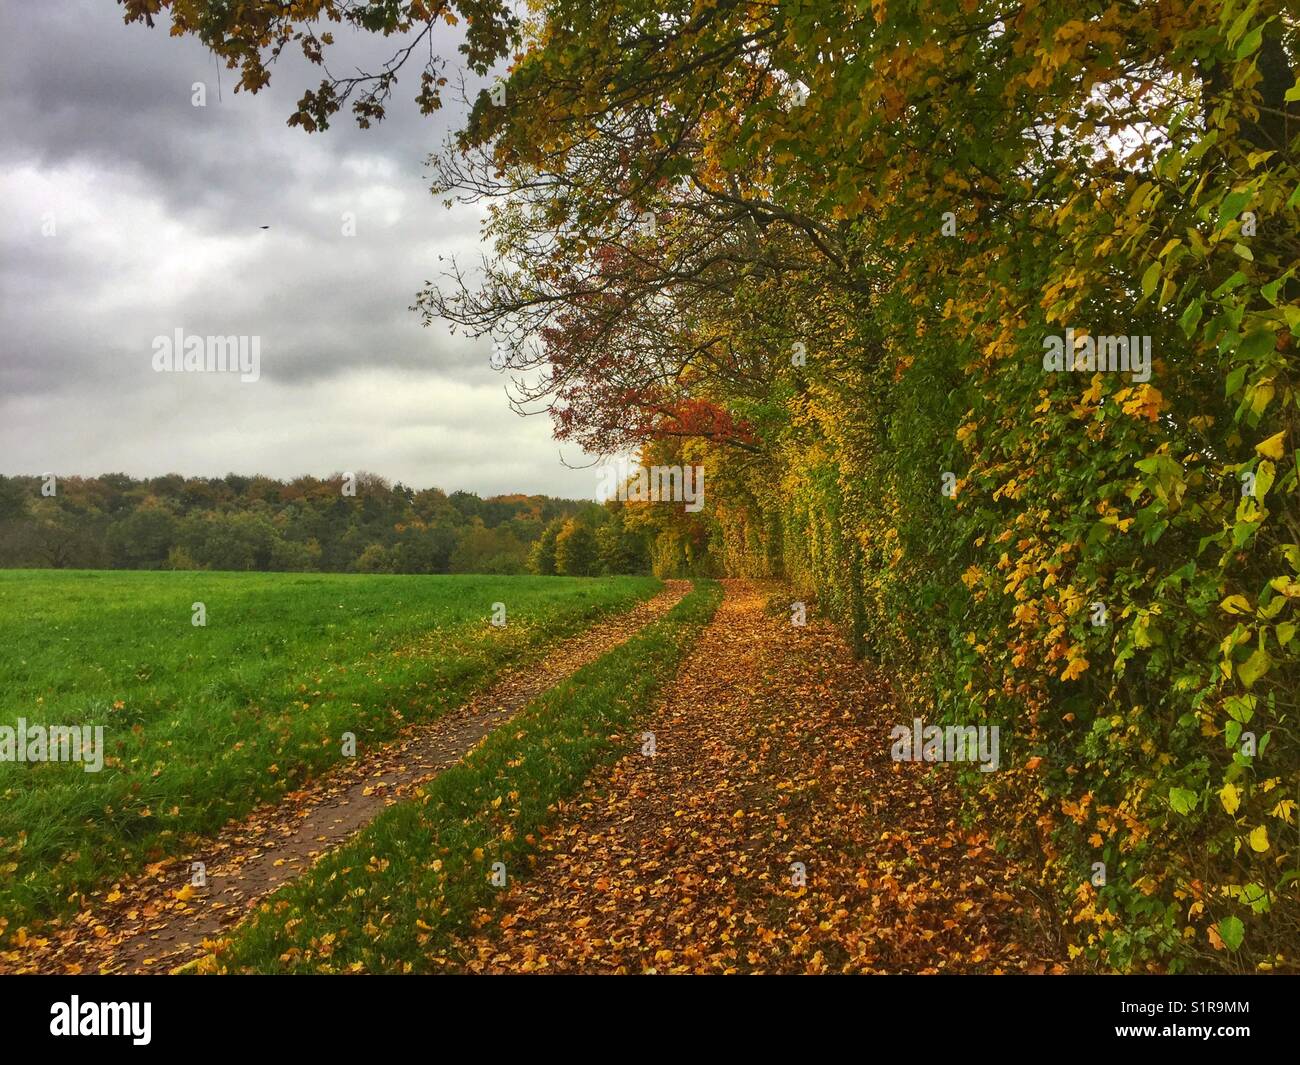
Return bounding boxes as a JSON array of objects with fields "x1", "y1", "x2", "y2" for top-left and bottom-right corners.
[
  {"x1": 1169, "y1": 787, "x2": 1198, "y2": 815},
  {"x1": 1236, "y1": 24, "x2": 1264, "y2": 60},
  {"x1": 1180, "y1": 298, "x2": 1204, "y2": 337},
  {"x1": 1241, "y1": 883, "x2": 1270, "y2": 914},
  {"x1": 1253, "y1": 459, "x2": 1275, "y2": 498},
  {"x1": 1224, "y1": 3, "x2": 1255, "y2": 44},
  {"x1": 1224, "y1": 694, "x2": 1256, "y2": 723},
  {"x1": 1237, "y1": 646, "x2": 1271, "y2": 688},
  {"x1": 1217, "y1": 915, "x2": 1245, "y2": 951},
  {"x1": 1217, "y1": 189, "x2": 1251, "y2": 227},
  {"x1": 1238, "y1": 329, "x2": 1276, "y2": 359},
  {"x1": 1140, "y1": 262, "x2": 1161, "y2": 298},
  {"x1": 1213, "y1": 271, "x2": 1247, "y2": 298},
  {"x1": 1225, "y1": 365, "x2": 1248, "y2": 397},
  {"x1": 1159, "y1": 277, "x2": 1177, "y2": 307}
]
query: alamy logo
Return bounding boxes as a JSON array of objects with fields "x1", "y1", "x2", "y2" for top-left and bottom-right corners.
[
  {"x1": 890, "y1": 718, "x2": 1000, "y2": 772},
  {"x1": 596, "y1": 462, "x2": 705, "y2": 513},
  {"x1": 0, "y1": 719, "x2": 104, "y2": 772},
  {"x1": 1042, "y1": 328, "x2": 1151, "y2": 383},
  {"x1": 50, "y1": 997, "x2": 151, "y2": 1045},
  {"x1": 152, "y1": 328, "x2": 261, "y2": 382}
]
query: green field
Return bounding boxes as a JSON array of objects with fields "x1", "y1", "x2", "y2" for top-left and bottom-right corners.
[{"x1": 0, "y1": 570, "x2": 660, "y2": 928}]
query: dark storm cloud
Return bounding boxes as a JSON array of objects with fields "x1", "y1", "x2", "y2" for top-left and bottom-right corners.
[{"x1": 0, "y1": 1, "x2": 597, "y2": 497}]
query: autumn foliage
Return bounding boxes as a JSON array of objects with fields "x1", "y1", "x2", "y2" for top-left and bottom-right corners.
[{"x1": 130, "y1": 0, "x2": 1300, "y2": 971}]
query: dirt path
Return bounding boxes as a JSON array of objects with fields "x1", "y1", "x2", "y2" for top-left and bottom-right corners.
[
  {"x1": 8, "y1": 581, "x2": 690, "y2": 975},
  {"x1": 455, "y1": 579, "x2": 1064, "y2": 974}
]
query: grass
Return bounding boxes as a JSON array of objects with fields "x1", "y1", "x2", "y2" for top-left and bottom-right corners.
[
  {"x1": 200, "y1": 579, "x2": 723, "y2": 973},
  {"x1": 0, "y1": 569, "x2": 661, "y2": 928}
]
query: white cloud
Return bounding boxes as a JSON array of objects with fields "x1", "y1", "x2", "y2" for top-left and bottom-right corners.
[{"x1": 0, "y1": 366, "x2": 600, "y2": 497}]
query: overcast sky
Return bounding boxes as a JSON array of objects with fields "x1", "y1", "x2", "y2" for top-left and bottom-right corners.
[{"x1": 0, "y1": 1, "x2": 603, "y2": 499}]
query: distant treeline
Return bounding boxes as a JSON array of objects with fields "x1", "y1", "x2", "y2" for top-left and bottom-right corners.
[{"x1": 0, "y1": 472, "x2": 653, "y2": 576}]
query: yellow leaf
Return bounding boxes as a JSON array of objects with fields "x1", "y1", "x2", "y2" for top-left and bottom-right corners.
[
  {"x1": 1219, "y1": 594, "x2": 1251, "y2": 615},
  {"x1": 1219, "y1": 782, "x2": 1241, "y2": 815},
  {"x1": 1061, "y1": 655, "x2": 1089, "y2": 681},
  {"x1": 1255, "y1": 431, "x2": 1285, "y2": 460},
  {"x1": 1248, "y1": 825, "x2": 1269, "y2": 852}
]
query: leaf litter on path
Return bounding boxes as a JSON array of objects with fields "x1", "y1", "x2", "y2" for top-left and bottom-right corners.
[{"x1": 458, "y1": 580, "x2": 1065, "y2": 974}]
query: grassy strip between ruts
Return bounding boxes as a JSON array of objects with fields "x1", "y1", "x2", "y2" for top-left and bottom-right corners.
[{"x1": 197, "y1": 579, "x2": 723, "y2": 973}]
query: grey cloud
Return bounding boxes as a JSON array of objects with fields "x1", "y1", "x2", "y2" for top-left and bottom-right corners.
[{"x1": 0, "y1": 1, "x2": 589, "y2": 496}]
